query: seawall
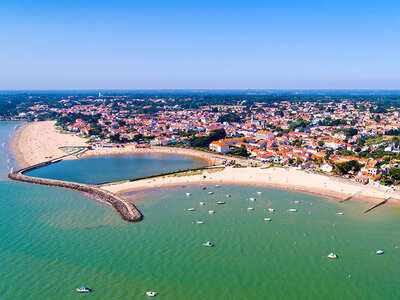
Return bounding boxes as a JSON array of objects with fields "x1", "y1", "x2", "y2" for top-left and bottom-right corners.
[{"x1": 8, "y1": 160, "x2": 143, "y2": 222}]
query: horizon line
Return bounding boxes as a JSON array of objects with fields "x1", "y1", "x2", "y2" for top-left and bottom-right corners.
[{"x1": 1, "y1": 88, "x2": 400, "y2": 92}]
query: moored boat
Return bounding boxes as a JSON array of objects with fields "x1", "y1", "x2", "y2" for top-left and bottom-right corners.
[
  {"x1": 247, "y1": 207, "x2": 254, "y2": 210},
  {"x1": 187, "y1": 208, "x2": 195, "y2": 211},
  {"x1": 199, "y1": 201, "x2": 205, "y2": 206},
  {"x1": 376, "y1": 250, "x2": 384, "y2": 254},
  {"x1": 208, "y1": 210, "x2": 215, "y2": 214},
  {"x1": 268, "y1": 208, "x2": 275, "y2": 212},
  {"x1": 197, "y1": 221, "x2": 205, "y2": 224},
  {"x1": 257, "y1": 192, "x2": 263, "y2": 195},
  {"x1": 203, "y1": 241, "x2": 214, "y2": 247},
  {"x1": 249, "y1": 197, "x2": 256, "y2": 201},
  {"x1": 288, "y1": 209, "x2": 297, "y2": 212},
  {"x1": 264, "y1": 218, "x2": 271, "y2": 221},
  {"x1": 217, "y1": 201, "x2": 225, "y2": 205},
  {"x1": 185, "y1": 192, "x2": 192, "y2": 196},
  {"x1": 76, "y1": 286, "x2": 92, "y2": 293},
  {"x1": 146, "y1": 291, "x2": 157, "y2": 297},
  {"x1": 327, "y1": 253, "x2": 338, "y2": 259}
]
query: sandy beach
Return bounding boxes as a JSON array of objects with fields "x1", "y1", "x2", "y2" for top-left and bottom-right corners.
[
  {"x1": 9, "y1": 121, "x2": 243, "y2": 167},
  {"x1": 9, "y1": 121, "x2": 87, "y2": 168},
  {"x1": 101, "y1": 166, "x2": 400, "y2": 206},
  {"x1": 9, "y1": 121, "x2": 400, "y2": 206}
]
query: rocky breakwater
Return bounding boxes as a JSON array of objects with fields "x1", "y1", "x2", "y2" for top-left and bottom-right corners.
[{"x1": 8, "y1": 161, "x2": 143, "y2": 222}]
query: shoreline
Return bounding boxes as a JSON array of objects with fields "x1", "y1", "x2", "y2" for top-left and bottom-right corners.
[
  {"x1": 9, "y1": 122, "x2": 222, "y2": 167},
  {"x1": 8, "y1": 121, "x2": 400, "y2": 209},
  {"x1": 102, "y1": 166, "x2": 400, "y2": 207},
  {"x1": 9, "y1": 120, "x2": 88, "y2": 168},
  {"x1": 122, "y1": 180, "x2": 393, "y2": 207},
  {"x1": 8, "y1": 122, "x2": 30, "y2": 169}
]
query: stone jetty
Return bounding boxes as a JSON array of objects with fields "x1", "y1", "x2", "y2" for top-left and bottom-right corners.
[{"x1": 8, "y1": 160, "x2": 143, "y2": 222}]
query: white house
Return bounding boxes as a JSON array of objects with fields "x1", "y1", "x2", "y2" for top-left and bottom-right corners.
[
  {"x1": 320, "y1": 162, "x2": 334, "y2": 172},
  {"x1": 209, "y1": 141, "x2": 229, "y2": 154},
  {"x1": 361, "y1": 165, "x2": 378, "y2": 176},
  {"x1": 254, "y1": 130, "x2": 274, "y2": 140}
]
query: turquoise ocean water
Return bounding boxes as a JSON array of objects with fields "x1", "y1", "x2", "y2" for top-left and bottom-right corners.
[{"x1": 1, "y1": 122, "x2": 400, "y2": 299}]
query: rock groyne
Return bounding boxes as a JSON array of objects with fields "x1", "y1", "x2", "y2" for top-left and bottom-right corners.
[{"x1": 8, "y1": 161, "x2": 143, "y2": 222}]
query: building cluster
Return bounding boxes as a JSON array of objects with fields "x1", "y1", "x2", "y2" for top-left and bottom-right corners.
[{"x1": 22, "y1": 96, "x2": 400, "y2": 188}]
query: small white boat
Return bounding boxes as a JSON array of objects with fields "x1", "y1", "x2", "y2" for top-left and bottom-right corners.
[
  {"x1": 268, "y1": 208, "x2": 275, "y2": 212},
  {"x1": 146, "y1": 291, "x2": 157, "y2": 297},
  {"x1": 199, "y1": 202, "x2": 205, "y2": 206},
  {"x1": 257, "y1": 192, "x2": 263, "y2": 195},
  {"x1": 208, "y1": 192, "x2": 214, "y2": 195},
  {"x1": 336, "y1": 212, "x2": 344, "y2": 216},
  {"x1": 197, "y1": 221, "x2": 205, "y2": 224},
  {"x1": 217, "y1": 201, "x2": 226, "y2": 205},
  {"x1": 294, "y1": 200, "x2": 301, "y2": 204},
  {"x1": 203, "y1": 241, "x2": 214, "y2": 247},
  {"x1": 249, "y1": 198, "x2": 256, "y2": 201},
  {"x1": 187, "y1": 208, "x2": 195, "y2": 211},
  {"x1": 215, "y1": 185, "x2": 222, "y2": 188},
  {"x1": 76, "y1": 286, "x2": 92, "y2": 293},
  {"x1": 225, "y1": 194, "x2": 232, "y2": 198},
  {"x1": 185, "y1": 192, "x2": 192, "y2": 196},
  {"x1": 288, "y1": 209, "x2": 297, "y2": 212},
  {"x1": 376, "y1": 250, "x2": 384, "y2": 254},
  {"x1": 264, "y1": 218, "x2": 271, "y2": 221},
  {"x1": 247, "y1": 207, "x2": 254, "y2": 210},
  {"x1": 327, "y1": 253, "x2": 338, "y2": 259},
  {"x1": 208, "y1": 210, "x2": 215, "y2": 214}
]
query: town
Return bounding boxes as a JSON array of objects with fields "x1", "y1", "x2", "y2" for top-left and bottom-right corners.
[{"x1": 8, "y1": 92, "x2": 400, "y2": 189}]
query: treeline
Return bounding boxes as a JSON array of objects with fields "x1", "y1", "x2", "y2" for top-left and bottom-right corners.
[
  {"x1": 385, "y1": 129, "x2": 400, "y2": 136},
  {"x1": 189, "y1": 129, "x2": 226, "y2": 148},
  {"x1": 56, "y1": 113, "x2": 101, "y2": 128},
  {"x1": 1, "y1": 90, "x2": 399, "y2": 118},
  {"x1": 217, "y1": 113, "x2": 242, "y2": 123},
  {"x1": 334, "y1": 160, "x2": 364, "y2": 175}
]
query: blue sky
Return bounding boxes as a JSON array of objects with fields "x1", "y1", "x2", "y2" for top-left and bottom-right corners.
[{"x1": 1, "y1": 0, "x2": 399, "y2": 89}]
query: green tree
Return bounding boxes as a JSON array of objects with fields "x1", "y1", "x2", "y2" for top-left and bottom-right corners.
[
  {"x1": 133, "y1": 133, "x2": 144, "y2": 142},
  {"x1": 335, "y1": 160, "x2": 363, "y2": 175},
  {"x1": 392, "y1": 136, "x2": 399, "y2": 148},
  {"x1": 226, "y1": 145, "x2": 249, "y2": 157},
  {"x1": 389, "y1": 168, "x2": 400, "y2": 181},
  {"x1": 110, "y1": 133, "x2": 120, "y2": 143},
  {"x1": 343, "y1": 128, "x2": 358, "y2": 137},
  {"x1": 189, "y1": 129, "x2": 226, "y2": 148},
  {"x1": 217, "y1": 113, "x2": 242, "y2": 123}
]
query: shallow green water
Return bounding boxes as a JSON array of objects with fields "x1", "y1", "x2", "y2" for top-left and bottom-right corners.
[
  {"x1": 1, "y1": 122, "x2": 400, "y2": 299},
  {"x1": 26, "y1": 152, "x2": 208, "y2": 184}
]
